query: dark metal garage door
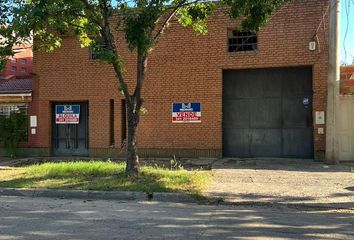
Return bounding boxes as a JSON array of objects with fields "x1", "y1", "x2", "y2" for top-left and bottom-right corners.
[{"x1": 223, "y1": 67, "x2": 313, "y2": 158}]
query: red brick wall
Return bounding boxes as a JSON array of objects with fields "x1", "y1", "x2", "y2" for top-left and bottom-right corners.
[
  {"x1": 340, "y1": 65, "x2": 354, "y2": 94},
  {"x1": 31, "y1": 0, "x2": 329, "y2": 158}
]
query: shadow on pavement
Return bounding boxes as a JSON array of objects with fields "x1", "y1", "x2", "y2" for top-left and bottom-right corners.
[{"x1": 212, "y1": 158, "x2": 354, "y2": 173}]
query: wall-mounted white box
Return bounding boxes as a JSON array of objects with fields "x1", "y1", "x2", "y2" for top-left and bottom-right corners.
[
  {"x1": 309, "y1": 41, "x2": 316, "y2": 51},
  {"x1": 315, "y1": 111, "x2": 325, "y2": 124},
  {"x1": 318, "y1": 128, "x2": 324, "y2": 134},
  {"x1": 30, "y1": 116, "x2": 37, "y2": 127}
]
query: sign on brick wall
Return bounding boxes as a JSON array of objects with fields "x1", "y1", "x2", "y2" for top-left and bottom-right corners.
[
  {"x1": 55, "y1": 105, "x2": 80, "y2": 124},
  {"x1": 172, "y1": 103, "x2": 201, "y2": 123}
]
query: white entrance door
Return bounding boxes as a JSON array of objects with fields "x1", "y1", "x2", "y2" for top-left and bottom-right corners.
[{"x1": 337, "y1": 97, "x2": 354, "y2": 161}]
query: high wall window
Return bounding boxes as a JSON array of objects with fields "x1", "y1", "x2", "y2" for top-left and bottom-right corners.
[
  {"x1": 109, "y1": 99, "x2": 115, "y2": 146},
  {"x1": 0, "y1": 104, "x2": 28, "y2": 141},
  {"x1": 89, "y1": 45, "x2": 109, "y2": 60},
  {"x1": 228, "y1": 30, "x2": 258, "y2": 52},
  {"x1": 121, "y1": 99, "x2": 127, "y2": 148},
  {"x1": 21, "y1": 59, "x2": 27, "y2": 65}
]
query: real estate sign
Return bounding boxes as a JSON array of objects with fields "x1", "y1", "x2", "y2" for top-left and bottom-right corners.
[
  {"x1": 55, "y1": 105, "x2": 80, "y2": 124},
  {"x1": 172, "y1": 102, "x2": 201, "y2": 123}
]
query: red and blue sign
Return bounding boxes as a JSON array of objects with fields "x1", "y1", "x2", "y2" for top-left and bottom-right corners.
[
  {"x1": 55, "y1": 105, "x2": 80, "y2": 124},
  {"x1": 172, "y1": 102, "x2": 201, "y2": 123}
]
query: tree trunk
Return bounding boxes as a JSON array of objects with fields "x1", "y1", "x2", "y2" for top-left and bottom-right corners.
[
  {"x1": 99, "y1": 9, "x2": 148, "y2": 174},
  {"x1": 126, "y1": 106, "x2": 140, "y2": 174},
  {"x1": 125, "y1": 50, "x2": 147, "y2": 174}
]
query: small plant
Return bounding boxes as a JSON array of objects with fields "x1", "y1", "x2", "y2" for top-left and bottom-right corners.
[
  {"x1": 170, "y1": 155, "x2": 184, "y2": 171},
  {"x1": 0, "y1": 111, "x2": 27, "y2": 158}
]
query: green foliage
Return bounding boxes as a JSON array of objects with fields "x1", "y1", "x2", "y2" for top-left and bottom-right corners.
[
  {"x1": 177, "y1": 2, "x2": 215, "y2": 35},
  {"x1": 0, "y1": 0, "x2": 290, "y2": 66},
  {"x1": 118, "y1": 81, "x2": 128, "y2": 94},
  {"x1": 0, "y1": 24, "x2": 15, "y2": 71},
  {"x1": 34, "y1": 31, "x2": 62, "y2": 52},
  {"x1": 139, "y1": 106, "x2": 148, "y2": 115},
  {"x1": 122, "y1": 1, "x2": 165, "y2": 54},
  {"x1": 0, "y1": 58, "x2": 7, "y2": 72},
  {"x1": 0, "y1": 111, "x2": 28, "y2": 158},
  {"x1": 170, "y1": 155, "x2": 184, "y2": 170},
  {"x1": 223, "y1": 0, "x2": 290, "y2": 31},
  {"x1": 28, "y1": 161, "x2": 126, "y2": 177}
]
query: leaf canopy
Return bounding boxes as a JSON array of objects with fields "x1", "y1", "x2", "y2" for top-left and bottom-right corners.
[{"x1": 0, "y1": 0, "x2": 289, "y2": 68}]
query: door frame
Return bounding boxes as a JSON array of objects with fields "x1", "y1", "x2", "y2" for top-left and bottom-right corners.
[{"x1": 51, "y1": 101, "x2": 89, "y2": 156}]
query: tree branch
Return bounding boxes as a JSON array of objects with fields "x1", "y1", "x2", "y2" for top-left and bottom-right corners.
[
  {"x1": 77, "y1": 0, "x2": 102, "y2": 25},
  {"x1": 133, "y1": 50, "x2": 147, "y2": 103},
  {"x1": 99, "y1": 0, "x2": 132, "y2": 106},
  {"x1": 148, "y1": 0, "x2": 160, "y2": 8},
  {"x1": 153, "y1": 2, "x2": 185, "y2": 41},
  {"x1": 78, "y1": 0, "x2": 95, "y2": 12},
  {"x1": 65, "y1": 21, "x2": 86, "y2": 30},
  {"x1": 153, "y1": 0, "x2": 202, "y2": 41}
]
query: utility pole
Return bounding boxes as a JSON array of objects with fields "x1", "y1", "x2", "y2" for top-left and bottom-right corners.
[{"x1": 326, "y1": 0, "x2": 340, "y2": 164}]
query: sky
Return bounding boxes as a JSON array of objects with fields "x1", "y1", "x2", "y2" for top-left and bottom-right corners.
[{"x1": 341, "y1": 0, "x2": 354, "y2": 65}]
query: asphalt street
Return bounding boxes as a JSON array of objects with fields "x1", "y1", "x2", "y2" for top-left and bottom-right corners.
[{"x1": 0, "y1": 196, "x2": 353, "y2": 240}]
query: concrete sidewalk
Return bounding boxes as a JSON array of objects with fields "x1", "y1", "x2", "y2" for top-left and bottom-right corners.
[
  {"x1": 1, "y1": 156, "x2": 353, "y2": 210},
  {"x1": 206, "y1": 158, "x2": 354, "y2": 210}
]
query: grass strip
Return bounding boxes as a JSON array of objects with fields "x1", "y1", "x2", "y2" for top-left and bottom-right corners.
[{"x1": 0, "y1": 161, "x2": 212, "y2": 195}]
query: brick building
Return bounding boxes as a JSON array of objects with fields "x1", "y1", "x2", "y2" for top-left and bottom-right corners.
[
  {"x1": 0, "y1": 77, "x2": 33, "y2": 156},
  {"x1": 6, "y1": 0, "x2": 329, "y2": 159},
  {"x1": 0, "y1": 45, "x2": 33, "y2": 78}
]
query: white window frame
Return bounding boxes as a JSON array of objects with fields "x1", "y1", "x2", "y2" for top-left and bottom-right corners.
[{"x1": 0, "y1": 104, "x2": 28, "y2": 118}]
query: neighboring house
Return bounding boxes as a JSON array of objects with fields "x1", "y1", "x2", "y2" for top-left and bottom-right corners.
[
  {"x1": 0, "y1": 77, "x2": 32, "y2": 101},
  {"x1": 0, "y1": 44, "x2": 33, "y2": 78},
  {"x1": 340, "y1": 65, "x2": 354, "y2": 94},
  {"x1": 3, "y1": 0, "x2": 331, "y2": 160},
  {"x1": 0, "y1": 77, "x2": 34, "y2": 155},
  {"x1": 337, "y1": 64, "x2": 354, "y2": 161}
]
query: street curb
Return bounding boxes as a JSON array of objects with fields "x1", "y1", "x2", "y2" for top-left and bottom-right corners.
[
  {"x1": 214, "y1": 200, "x2": 354, "y2": 211},
  {"x1": 1, "y1": 188, "x2": 352, "y2": 211},
  {"x1": 0, "y1": 188, "x2": 196, "y2": 203}
]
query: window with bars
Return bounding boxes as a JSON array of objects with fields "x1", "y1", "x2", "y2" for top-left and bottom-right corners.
[
  {"x1": 109, "y1": 99, "x2": 115, "y2": 146},
  {"x1": 0, "y1": 104, "x2": 27, "y2": 117},
  {"x1": 228, "y1": 30, "x2": 258, "y2": 52},
  {"x1": 89, "y1": 46, "x2": 100, "y2": 60},
  {"x1": 89, "y1": 45, "x2": 109, "y2": 60}
]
